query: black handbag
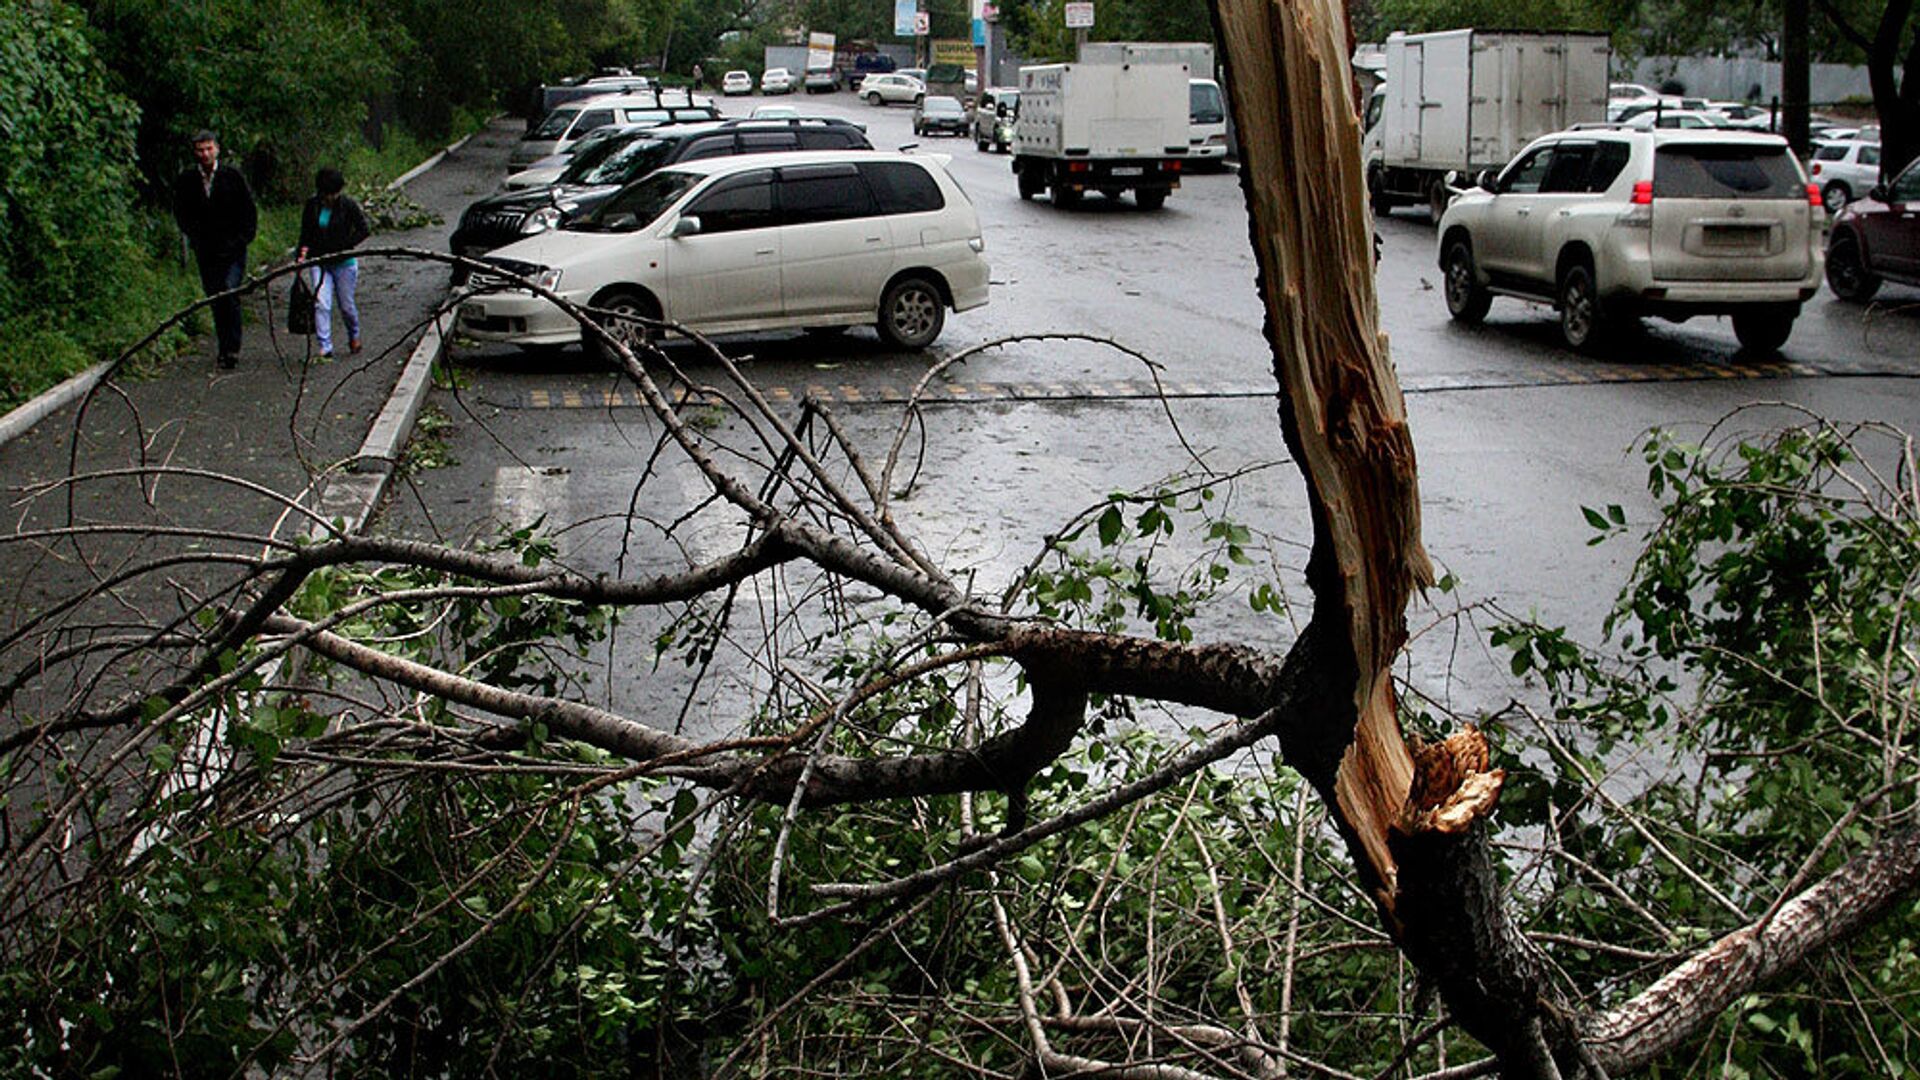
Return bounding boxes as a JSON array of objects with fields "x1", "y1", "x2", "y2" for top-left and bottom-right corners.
[{"x1": 287, "y1": 272, "x2": 315, "y2": 335}]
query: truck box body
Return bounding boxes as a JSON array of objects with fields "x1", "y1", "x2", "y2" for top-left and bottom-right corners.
[
  {"x1": 1366, "y1": 28, "x2": 1609, "y2": 216},
  {"x1": 1077, "y1": 41, "x2": 1214, "y2": 80},
  {"x1": 1015, "y1": 62, "x2": 1190, "y2": 160}
]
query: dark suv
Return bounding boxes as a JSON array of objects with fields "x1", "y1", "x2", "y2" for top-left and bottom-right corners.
[
  {"x1": 451, "y1": 118, "x2": 873, "y2": 271},
  {"x1": 1825, "y1": 154, "x2": 1920, "y2": 301}
]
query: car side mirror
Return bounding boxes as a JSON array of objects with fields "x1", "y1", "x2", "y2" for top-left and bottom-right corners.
[
  {"x1": 670, "y1": 215, "x2": 702, "y2": 238},
  {"x1": 1867, "y1": 184, "x2": 1888, "y2": 203},
  {"x1": 1475, "y1": 169, "x2": 1497, "y2": 190}
]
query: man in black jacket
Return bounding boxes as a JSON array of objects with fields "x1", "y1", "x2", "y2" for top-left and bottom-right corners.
[{"x1": 172, "y1": 130, "x2": 257, "y2": 368}]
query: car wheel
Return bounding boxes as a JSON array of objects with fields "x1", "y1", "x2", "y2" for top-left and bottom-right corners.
[
  {"x1": 876, "y1": 276, "x2": 944, "y2": 349},
  {"x1": 867, "y1": 91, "x2": 883, "y2": 106},
  {"x1": 1731, "y1": 306, "x2": 1796, "y2": 355},
  {"x1": 1822, "y1": 182, "x2": 1851, "y2": 214},
  {"x1": 1442, "y1": 240, "x2": 1492, "y2": 323},
  {"x1": 913, "y1": 93, "x2": 924, "y2": 105},
  {"x1": 1135, "y1": 188, "x2": 1167, "y2": 210},
  {"x1": 1017, "y1": 167, "x2": 1042, "y2": 200},
  {"x1": 587, "y1": 288, "x2": 659, "y2": 365},
  {"x1": 1825, "y1": 234, "x2": 1881, "y2": 302},
  {"x1": 1052, "y1": 183, "x2": 1081, "y2": 207},
  {"x1": 1557, "y1": 263, "x2": 1607, "y2": 353}
]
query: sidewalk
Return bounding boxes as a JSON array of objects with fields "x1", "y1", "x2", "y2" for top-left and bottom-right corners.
[{"x1": 0, "y1": 119, "x2": 517, "y2": 666}]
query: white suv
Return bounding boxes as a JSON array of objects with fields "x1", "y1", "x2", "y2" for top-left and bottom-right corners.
[
  {"x1": 1436, "y1": 129, "x2": 1822, "y2": 354},
  {"x1": 458, "y1": 151, "x2": 990, "y2": 356},
  {"x1": 1809, "y1": 140, "x2": 1882, "y2": 212}
]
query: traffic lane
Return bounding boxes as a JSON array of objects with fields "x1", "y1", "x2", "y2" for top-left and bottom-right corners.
[{"x1": 385, "y1": 356, "x2": 1920, "y2": 730}]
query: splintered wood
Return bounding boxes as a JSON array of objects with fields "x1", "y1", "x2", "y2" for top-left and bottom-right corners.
[{"x1": 1215, "y1": 0, "x2": 1498, "y2": 909}]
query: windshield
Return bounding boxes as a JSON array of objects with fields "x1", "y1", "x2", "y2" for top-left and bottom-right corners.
[
  {"x1": 560, "y1": 132, "x2": 639, "y2": 177},
  {"x1": 1654, "y1": 144, "x2": 1805, "y2": 199},
  {"x1": 570, "y1": 170, "x2": 701, "y2": 232},
  {"x1": 924, "y1": 99, "x2": 963, "y2": 116},
  {"x1": 1190, "y1": 81, "x2": 1225, "y2": 124},
  {"x1": 569, "y1": 137, "x2": 675, "y2": 187},
  {"x1": 531, "y1": 107, "x2": 581, "y2": 140}
]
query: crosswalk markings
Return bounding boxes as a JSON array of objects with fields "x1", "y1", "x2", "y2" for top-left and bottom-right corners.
[{"x1": 501, "y1": 359, "x2": 1874, "y2": 409}]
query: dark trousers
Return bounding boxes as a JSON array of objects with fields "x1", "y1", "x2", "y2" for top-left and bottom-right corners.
[{"x1": 195, "y1": 252, "x2": 246, "y2": 357}]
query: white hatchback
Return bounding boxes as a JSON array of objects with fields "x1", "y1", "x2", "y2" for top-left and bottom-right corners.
[
  {"x1": 721, "y1": 70, "x2": 753, "y2": 96},
  {"x1": 458, "y1": 151, "x2": 990, "y2": 356},
  {"x1": 1809, "y1": 141, "x2": 1883, "y2": 212}
]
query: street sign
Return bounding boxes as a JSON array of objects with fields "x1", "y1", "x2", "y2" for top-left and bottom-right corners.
[
  {"x1": 894, "y1": 0, "x2": 916, "y2": 37},
  {"x1": 914, "y1": 10, "x2": 930, "y2": 35},
  {"x1": 1064, "y1": 1, "x2": 1094, "y2": 28}
]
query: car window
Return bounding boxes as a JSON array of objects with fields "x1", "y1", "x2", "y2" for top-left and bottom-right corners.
[
  {"x1": 575, "y1": 137, "x2": 675, "y2": 186},
  {"x1": 572, "y1": 109, "x2": 615, "y2": 136},
  {"x1": 622, "y1": 109, "x2": 670, "y2": 125},
  {"x1": 1813, "y1": 144, "x2": 1848, "y2": 161},
  {"x1": 778, "y1": 163, "x2": 877, "y2": 224},
  {"x1": 1540, "y1": 144, "x2": 1596, "y2": 193},
  {"x1": 1889, "y1": 161, "x2": 1920, "y2": 201},
  {"x1": 739, "y1": 132, "x2": 800, "y2": 152},
  {"x1": 1860, "y1": 145, "x2": 1880, "y2": 166},
  {"x1": 1654, "y1": 144, "x2": 1804, "y2": 199},
  {"x1": 531, "y1": 107, "x2": 581, "y2": 139},
  {"x1": 1190, "y1": 81, "x2": 1224, "y2": 124},
  {"x1": 680, "y1": 138, "x2": 738, "y2": 162},
  {"x1": 1499, "y1": 148, "x2": 1555, "y2": 194},
  {"x1": 861, "y1": 161, "x2": 945, "y2": 214},
  {"x1": 574, "y1": 169, "x2": 702, "y2": 232},
  {"x1": 798, "y1": 129, "x2": 866, "y2": 150},
  {"x1": 683, "y1": 170, "x2": 776, "y2": 234},
  {"x1": 1583, "y1": 142, "x2": 1630, "y2": 192}
]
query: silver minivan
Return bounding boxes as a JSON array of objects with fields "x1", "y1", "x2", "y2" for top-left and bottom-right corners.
[
  {"x1": 458, "y1": 151, "x2": 991, "y2": 357},
  {"x1": 511, "y1": 91, "x2": 720, "y2": 171}
]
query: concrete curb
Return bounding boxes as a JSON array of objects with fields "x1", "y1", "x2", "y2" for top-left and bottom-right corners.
[
  {"x1": 0, "y1": 361, "x2": 112, "y2": 450},
  {"x1": 387, "y1": 125, "x2": 485, "y2": 191},
  {"x1": 307, "y1": 309, "x2": 450, "y2": 538}
]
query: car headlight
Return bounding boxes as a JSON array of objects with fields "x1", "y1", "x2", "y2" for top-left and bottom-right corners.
[
  {"x1": 522, "y1": 206, "x2": 563, "y2": 234},
  {"x1": 530, "y1": 268, "x2": 563, "y2": 291}
]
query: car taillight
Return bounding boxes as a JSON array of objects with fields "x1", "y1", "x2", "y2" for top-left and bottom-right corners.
[
  {"x1": 1631, "y1": 180, "x2": 1653, "y2": 205},
  {"x1": 1806, "y1": 183, "x2": 1823, "y2": 207},
  {"x1": 1810, "y1": 162, "x2": 1824, "y2": 175}
]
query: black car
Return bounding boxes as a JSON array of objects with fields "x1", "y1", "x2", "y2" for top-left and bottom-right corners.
[
  {"x1": 450, "y1": 118, "x2": 873, "y2": 273},
  {"x1": 912, "y1": 96, "x2": 968, "y2": 137}
]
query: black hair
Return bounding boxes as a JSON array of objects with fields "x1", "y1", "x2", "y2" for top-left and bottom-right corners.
[
  {"x1": 191, "y1": 129, "x2": 219, "y2": 145},
  {"x1": 316, "y1": 167, "x2": 346, "y2": 196}
]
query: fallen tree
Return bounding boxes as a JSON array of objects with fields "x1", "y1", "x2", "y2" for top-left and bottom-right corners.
[{"x1": 2, "y1": 0, "x2": 1917, "y2": 1075}]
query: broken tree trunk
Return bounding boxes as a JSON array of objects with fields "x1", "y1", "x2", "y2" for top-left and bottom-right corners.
[{"x1": 1207, "y1": 0, "x2": 1569, "y2": 1071}]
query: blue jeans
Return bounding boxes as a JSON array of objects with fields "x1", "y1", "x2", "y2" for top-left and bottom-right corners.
[
  {"x1": 196, "y1": 252, "x2": 246, "y2": 358},
  {"x1": 308, "y1": 262, "x2": 360, "y2": 355}
]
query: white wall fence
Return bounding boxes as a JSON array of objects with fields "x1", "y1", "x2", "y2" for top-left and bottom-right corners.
[{"x1": 1622, "y1": 55, "x2": 1871, "y2": 105}]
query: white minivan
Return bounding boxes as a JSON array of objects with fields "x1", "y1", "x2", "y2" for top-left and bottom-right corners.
[{"x1": 458, "y1": 151, "x2": 990, "y2": 356}]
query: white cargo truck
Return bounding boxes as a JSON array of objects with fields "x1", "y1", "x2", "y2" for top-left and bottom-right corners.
[
  {"x1": 1012, "y1": 60, "x2": 1191, "y2": 209},
  {"x1": 1362, "y1": 29, "x2": 1610, "y2": 220},
  {"x1": 1077, "y1": 42, "x2": 1230, "y2": 165}
]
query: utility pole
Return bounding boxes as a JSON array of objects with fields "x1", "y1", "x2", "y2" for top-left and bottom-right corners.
[{"x1": 1782, "y1": 0, "x2": 1809, "y2": 154}]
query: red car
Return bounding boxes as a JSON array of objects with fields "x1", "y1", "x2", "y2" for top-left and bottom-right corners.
[{"x1": 1826, "y1": 154, "x2": 1920, "y2": 301}]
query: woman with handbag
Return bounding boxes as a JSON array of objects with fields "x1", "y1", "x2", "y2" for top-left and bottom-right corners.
[{"x1": 295, "y1": 167, "x2": 373, "y2": 358}]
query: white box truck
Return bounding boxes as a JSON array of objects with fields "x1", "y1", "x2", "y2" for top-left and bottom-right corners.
[
  {"x1": 1362, "y1": 29, "x2": 1610, "y2": 220},
  {"x1": 1012, "y1": 60, "x2": 1191, "y2": 210},
  {"x1": 1077, "y1": 42, "x2": 1230, "y2": 165}
]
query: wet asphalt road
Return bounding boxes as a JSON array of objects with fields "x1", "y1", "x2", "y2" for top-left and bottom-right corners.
[{"x1": 388, "y1": 95, "x2": 1920, "y2": 728}]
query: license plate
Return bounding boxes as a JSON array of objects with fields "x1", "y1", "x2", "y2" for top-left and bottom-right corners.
[
  {"x1": 1702, "y1": 225, "x2": 1765, "y2": 248},
  {"x1": 1112, "y1": 166, "x2": 1144, "y2": 176}
]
